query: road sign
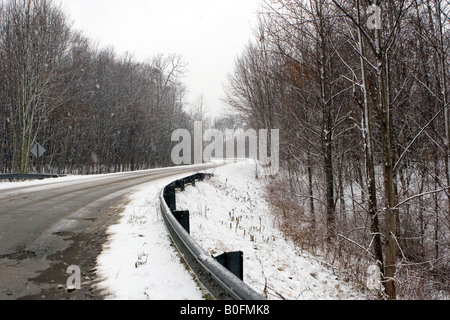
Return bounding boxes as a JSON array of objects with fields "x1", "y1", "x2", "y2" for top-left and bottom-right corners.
[{"x1": 31, "y1": 143, "x2": 46, "y2": 158}]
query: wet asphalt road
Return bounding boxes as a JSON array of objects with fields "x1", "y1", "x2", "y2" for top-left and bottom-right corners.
[{"x1": 0, "y1": 164, "x2": 218, "y2": 300}]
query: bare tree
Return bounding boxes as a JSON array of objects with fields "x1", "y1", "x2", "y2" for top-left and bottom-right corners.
[
  {"x1": 0, "y1": 0, "x2": 72, "y2": 173},
  {"x1": 226, "y1": 0, "x2": 450, "y2": 299}
]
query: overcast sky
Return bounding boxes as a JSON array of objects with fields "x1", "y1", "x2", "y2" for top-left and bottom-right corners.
[{"x1": 57, "y1": 0, "x2": 262, "y2": 118}]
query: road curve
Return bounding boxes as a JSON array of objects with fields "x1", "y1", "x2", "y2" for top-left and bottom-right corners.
[{"x1": 0, "y1": 164, "x2": 219, "y2": 300}]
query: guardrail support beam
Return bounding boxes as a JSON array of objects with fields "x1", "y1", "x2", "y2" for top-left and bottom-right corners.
[
  {"x1": 0, "y1": 173, "x2": 65, "y2": 181},
  {"x1": 163, "y1": 185, "x2": 176, "y2": 212},
  {"x1": 160, "y1": 172, "x2": 264, "y2": 300},
  {"x1": 173, "y1": 210, "x2": 190, "y2": 234},
  {"x1": 215, "y1": 251, "x2": 244, "y2": 281}
]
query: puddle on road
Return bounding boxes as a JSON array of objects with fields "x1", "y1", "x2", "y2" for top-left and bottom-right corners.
[{"x1": 0, "y1": 256, "x2": 51, "y2": 299}]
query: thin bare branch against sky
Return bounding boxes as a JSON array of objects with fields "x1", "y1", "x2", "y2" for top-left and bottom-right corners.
[{"x1": 58, "y1": 0, "x2": 262, "y2": 118}]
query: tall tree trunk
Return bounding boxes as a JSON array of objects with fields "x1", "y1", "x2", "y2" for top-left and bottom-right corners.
[
  {"x1": 435, "y1": 0, "x2": 450, "y2": 224},
  {"x1": 357, "y1": 18, "x2": 384, "y2": 273},
  {"x1": 307, "y1": 151, "x2": 316, "y2": 228},
  {"x1": 376, "y1": 28, "x2": 397, "y2": 300},
  {"x1": 317, "y1": 2, "x2": 335, "y2": 242}
]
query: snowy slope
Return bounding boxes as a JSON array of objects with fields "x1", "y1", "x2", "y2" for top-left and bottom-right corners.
[
  {"x1": 95, "y1": 171, "x2": 206, "y2": 300},
  {"x1": 176, "y1": 162, "x2": 370, "y2": 300},
  {"x1": 94, "y1": 161, "x2": 370, "y2": 300},
  {"x1": 1, "y1": 164, "x2": 372, "y2": 300}
]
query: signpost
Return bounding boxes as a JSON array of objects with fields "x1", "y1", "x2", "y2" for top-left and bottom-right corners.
[
  {"x1": 31, "y1": 143, "x2": 46, "y2": 173},
  {"x1": 31, "y1": 143, "x2": 46, "y2": 159}
]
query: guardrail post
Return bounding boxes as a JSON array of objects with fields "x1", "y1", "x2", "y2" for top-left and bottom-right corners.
[
  {"x1": 163, "y1": 185, "x2": 176, "y2": 212},
  {"x1": 159, "y1": 172, "x2": 264, "y2": 300},
  {"x1": 215, "y1": 251, "x2": 244, "y2": 281},
  {"x1": 173, "y1": 210, "x2": 190, "y2": 234},
  {"x1": 175, "y1": 179, "x2": 185, "y2": 191},
  {"x1": 187, "y1": 175, "x2": 196, "y2": 187}
]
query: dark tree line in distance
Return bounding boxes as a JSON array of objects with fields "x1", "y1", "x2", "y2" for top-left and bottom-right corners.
[{"x1": 0, "y1": 0, "x2": 192, "y2": 175}]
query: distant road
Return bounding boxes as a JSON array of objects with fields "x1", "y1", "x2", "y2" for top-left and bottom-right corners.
[{"x1": 0, "y1": 164, "x2": 219, "y2": 300}]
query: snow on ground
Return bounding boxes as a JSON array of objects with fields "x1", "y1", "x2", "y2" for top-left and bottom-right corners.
[
  {"x1": 0, "y1": 167, "x2": 209, "y2": 300},
  {"x1": 0, "y1": 173, "x2": 101, "y2": 190},
  {"x1": 1, "y1": 163, "x2": 372, "y2": 300},
  {"x1": 94, "y1": 161, "x2": 370, "y2": 300},
  {"x1": 95, "y1": 171, "x2": 206, "y2": 300},
  {"x1": 176, "y1": 162, "x2": 371, "y2": 300}
]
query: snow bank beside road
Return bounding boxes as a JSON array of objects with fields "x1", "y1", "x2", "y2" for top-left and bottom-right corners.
[
  {"x1": 176, "y1": 162, "x2": 370, "y2": 300},
  {"x1": 94, "y1": 162, "x2": 370, "y2": 300},
  {"x1": 95, "y1": 172, "x2": 205, "y2": 300}
]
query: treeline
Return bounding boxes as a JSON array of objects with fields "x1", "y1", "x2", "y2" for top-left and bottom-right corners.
[
  {"x1": 225, "y1": 0, "x2": 450, "y2": 299},
  {"x1": 0, "y1": 0, "x2": 191, "y2": 174}
]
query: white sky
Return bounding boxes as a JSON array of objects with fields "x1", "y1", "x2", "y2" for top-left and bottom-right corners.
[{"x1": 57, "y1": 0, "x2": 262, "y2": 118}]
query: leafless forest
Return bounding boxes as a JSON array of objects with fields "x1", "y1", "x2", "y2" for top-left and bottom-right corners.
[
  {"x1": 0, "y1": 0, "x2": 193, "y2": 175},
  {"x1": 225, "y1": 0, "x2": 450, "y2": 299}
]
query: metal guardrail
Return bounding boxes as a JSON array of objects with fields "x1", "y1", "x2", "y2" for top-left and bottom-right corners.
[
  {"x1": 160, "y1": 173, "x2": 264, "y2": 300},
  {"x1": 0, "y1": 173, "x2": 65, "y2": 181}
]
